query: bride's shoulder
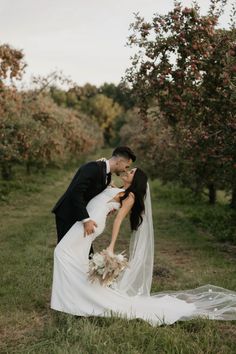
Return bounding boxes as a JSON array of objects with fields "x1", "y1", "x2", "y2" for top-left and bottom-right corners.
[
  {"x1": 126, "y1": 191, "x2": 135, "y2": 201},
  {"x1": 121, "y1": 191, "x2": 135, "y2": 203}
]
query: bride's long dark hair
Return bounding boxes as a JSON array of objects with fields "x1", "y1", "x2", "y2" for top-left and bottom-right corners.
[{"x1": 120, "y1": 168, "x2": 148, "y2": 231}]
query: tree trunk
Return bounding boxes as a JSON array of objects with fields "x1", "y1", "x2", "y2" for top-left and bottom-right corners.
[
  {"x1": 26, "y1": 162, "x2": 31, "y2": 175},
  {"x1": 230, "y1": 186, "x2": 236, "y2": 209},
  {"x1": 192, "y1": 178, "x2": 202, "y2": 199},
  {"x1": 208, "y1": 183, "x2": 216, "y2": 204},
  {"x1": 1, "y1": 162, "x2": 13, "y2": 180}
]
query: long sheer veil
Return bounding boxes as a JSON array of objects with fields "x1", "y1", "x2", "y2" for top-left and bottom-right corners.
[
  {"x1": 116, "y1": 182, "x2": 236, "y2": 321},
  {"x1": 116, "y1": 183, "x2": 154, "y2": 296}
]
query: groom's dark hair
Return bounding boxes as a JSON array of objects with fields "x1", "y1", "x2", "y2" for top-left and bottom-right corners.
[{"x1": 112, "y1": 146, "x2": 136, "y2": 162}]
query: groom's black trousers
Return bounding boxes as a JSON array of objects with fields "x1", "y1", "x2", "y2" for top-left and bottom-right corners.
[{"x1": 55, "y1": 216, "x2": 94, "y2": 257}]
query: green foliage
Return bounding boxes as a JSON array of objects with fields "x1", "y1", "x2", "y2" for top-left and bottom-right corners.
[
  {"x1": 187, "y1": 204, "x2": 236, "y2": 244},
  {"x1": 0, "y1": 91, "x2": 103, "y2": 178},
  {"x1": 124, "y1": 0, "x2": 236, "y2": 206},
  {"x1": 49, "y1": 82, "x2": 135, "y2": 146},
  {"x1": 49, "y1": 87, "x2": 67, "y2": 107},
  {"x1": 99, "y1": 82, "x2": 135, "y2": 110},
  {"x1": 151, "y1": 180, "x2": 200, "y2": 205},
  {"x1": 85, "y1": 93, "x2": 123, "y2": 144},
  {"x1": 0, "y1": 44, "x2": 104, "y2": 180},
  {"x1": 151, "y1": 179, "x2": 236, "y2": 244},
  {"x1": 0, "y1": 43, "x2": 26, "y2": 85}
]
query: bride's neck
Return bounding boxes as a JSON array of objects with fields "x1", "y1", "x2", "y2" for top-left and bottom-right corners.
[{"x1": 123, "y1": 181, "x2": 131, "y2": 190}]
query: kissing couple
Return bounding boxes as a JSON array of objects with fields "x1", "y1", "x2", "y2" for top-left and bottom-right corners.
[{"x1": 50, "y1": 146, "x2": 236, "y2": 325}]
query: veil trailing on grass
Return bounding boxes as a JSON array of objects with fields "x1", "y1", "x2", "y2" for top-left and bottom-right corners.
[
  {"x1": 116, "y1": 183, "x2": 154, "y2": 296},
  {"x1": 152, "y1": 284, "x2": 236, "y2": 321},
  {"x1": 116, "y1": 182, "x2": 236, "y2": 321}
]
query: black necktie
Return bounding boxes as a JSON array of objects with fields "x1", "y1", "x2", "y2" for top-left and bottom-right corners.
[{"x1": 106, "y1": 172, "x2": 111, "y2": 186}]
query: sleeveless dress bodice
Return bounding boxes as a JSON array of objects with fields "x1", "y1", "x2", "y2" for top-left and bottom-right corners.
[
  {"x1": 87, "y1": 186, "x2": 124, "y2": 225},
  {"x1": 86, "y1": 187, "x2": 124, "y2": 236},
  {"x1": 87, "y1": 186, "x2": 124, "y2": 213},
  {"x1": 55, "y1": 187, "x2": 125, "y2": 261}
]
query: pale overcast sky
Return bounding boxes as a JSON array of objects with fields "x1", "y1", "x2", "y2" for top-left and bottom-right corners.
[{"x1": 0, "y1": 0, "x2": 233, "y2": 86}]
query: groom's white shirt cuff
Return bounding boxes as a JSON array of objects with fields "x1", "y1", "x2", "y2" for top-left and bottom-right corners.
[
  {"x1": 82, "y1": 159, "x2": 110, "y2": 224},
  {"x1": 82, "y1": 218, "x2": 90, "y2": 223}
]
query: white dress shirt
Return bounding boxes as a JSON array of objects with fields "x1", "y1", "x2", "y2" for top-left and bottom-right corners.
[{"x1": 105, "y1": 159, "x2": 110, "y2": 174}]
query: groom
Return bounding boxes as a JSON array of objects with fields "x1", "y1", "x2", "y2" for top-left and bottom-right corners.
[{"x1": 52, "y1": 146, "x2": 136, "y2": 252}]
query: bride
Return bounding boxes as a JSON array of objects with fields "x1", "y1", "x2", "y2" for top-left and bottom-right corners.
[{"x1": 51, "y1": 168, "x2": 236, "y2": 325}]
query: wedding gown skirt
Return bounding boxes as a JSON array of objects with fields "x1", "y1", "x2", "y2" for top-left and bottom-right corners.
[{"x1": 51, "y1": 187, "x2": 236, "y2": 326}]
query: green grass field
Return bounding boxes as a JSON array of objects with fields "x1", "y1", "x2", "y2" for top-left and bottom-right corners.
[{"x1": 1, "y1": 151, "x2": 236, "y2": 354}]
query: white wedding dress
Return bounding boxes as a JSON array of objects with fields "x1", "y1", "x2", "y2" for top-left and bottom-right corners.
[{"x1": 51, "y1": 186, "x2": 236, "y2": 325}]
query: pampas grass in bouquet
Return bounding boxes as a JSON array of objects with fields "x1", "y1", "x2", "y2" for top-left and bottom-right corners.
[{"x1": 88, "y1": 249, "x2": 129, "y2": 287}]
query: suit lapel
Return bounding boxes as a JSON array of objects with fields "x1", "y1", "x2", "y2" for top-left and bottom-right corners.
[
  {"x1": 97, "y1": 160, "x2": 107, "y2": 188},
  {"x1": 106, "y1": 172, "x2": 111, "y2": 186}
]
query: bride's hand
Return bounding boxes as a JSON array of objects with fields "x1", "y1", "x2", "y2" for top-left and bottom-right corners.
[{"x1": 106, "y1": 245, "x2": 114, "y2": 255}]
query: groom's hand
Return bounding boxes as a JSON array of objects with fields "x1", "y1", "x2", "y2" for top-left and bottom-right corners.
[{"x1": 83, "y1": 220, "x2": 97, "y2": 237}]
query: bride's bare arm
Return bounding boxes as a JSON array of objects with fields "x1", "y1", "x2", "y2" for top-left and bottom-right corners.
[{"x1": 106, "y1": 193, "x2": 135, "y2": 253}]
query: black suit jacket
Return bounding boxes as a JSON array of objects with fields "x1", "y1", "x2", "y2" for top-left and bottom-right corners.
[{"x1": 52, "y1": 161, "x2": 110, "y2": 225}]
